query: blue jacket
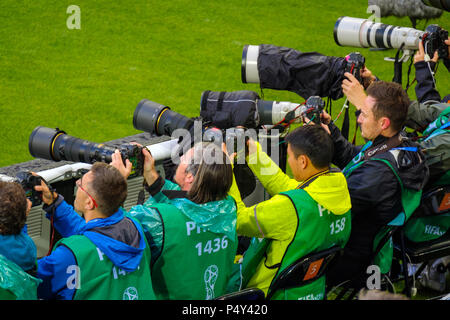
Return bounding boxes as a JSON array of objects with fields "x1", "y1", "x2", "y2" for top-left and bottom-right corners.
[
  {"x1": 0, "y1": 225, "x2": 36, "y2": 272},
  {"x1": 36, "y1": 196, "x2": 147, "y2": 300}
]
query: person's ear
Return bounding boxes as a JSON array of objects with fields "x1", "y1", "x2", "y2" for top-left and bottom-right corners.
[
  {"x1": 298, "y1": 154, "x2": 308, "y2": 169},
  {"x1": 185, "y1": 172, "x2": 195, "y2": 186},
  {"x1": 85, "y1": 197, "x2": 95, "y2": 211},
  {"x1": 380, "y1": 117, "x2": 391, "y2": 131}
]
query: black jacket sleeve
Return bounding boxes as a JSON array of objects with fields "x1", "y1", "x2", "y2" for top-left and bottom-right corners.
[
  {"x1": 414, "y1": 61, "x2": 441, "y2": 104},
  {"x1": 328, "y1": 122, "x2": 363, "y2": 169}
]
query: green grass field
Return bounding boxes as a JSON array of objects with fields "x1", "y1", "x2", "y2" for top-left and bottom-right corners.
[{"x1": 0, "y1": 0, "x2": 449, "y2": 167}]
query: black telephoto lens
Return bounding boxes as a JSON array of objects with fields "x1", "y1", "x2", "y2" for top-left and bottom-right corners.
[
  {"x1": 28, "y1": 126, "x2": 65, "y2": 161},
  {"x1": 29, "y1": 126, "x2": 126, "y2": 165},
  {"x1": 133, "y1": 99, "x2": 194, "y2": 136},
  {"x1": 29, "y1": 127, "x2": 144, "y2": 177}
]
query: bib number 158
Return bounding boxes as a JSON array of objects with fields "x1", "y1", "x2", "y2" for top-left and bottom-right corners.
[{"x1": 330, "y1": 217, "x2": 346, "y2": 235}]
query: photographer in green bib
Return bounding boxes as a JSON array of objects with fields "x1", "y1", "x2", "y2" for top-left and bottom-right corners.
[
  {"x1": 35, "y1": 162, "x2": 155, "y2": 300},
  {"x1": 338, "y1": 40, "x2": 450, "y2": 283},
  {"x1": 114, "y1": 142, "x2": 237, "y2": 300},
  {"x1": 0, "y1": 181, "x2": 41, "y2": 300},
  {"x1": 324, "y1": 76, "x2": 429, "y2": 288},
  {"x1": 398, "y1": 39, "x2": 450, "y2": 292},
  {"x1": 227, "y1": 125, "x2": 352, "y2": 300}
]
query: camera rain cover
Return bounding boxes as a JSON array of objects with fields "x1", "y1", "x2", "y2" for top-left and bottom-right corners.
[
  {"x1": 200, "y1": 90, "x2": 260, "y2": 129},
  {"x1": 257, "y1": 44, "x2": 347, "y2": 100}
]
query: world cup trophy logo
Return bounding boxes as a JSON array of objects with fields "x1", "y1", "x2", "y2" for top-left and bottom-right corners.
[
  {"x1": 204, "y1": 265, "x2": 219, "y2": 300},
  {"x1": 123, "y1": 287, "x2": 139, "y2": 300}
]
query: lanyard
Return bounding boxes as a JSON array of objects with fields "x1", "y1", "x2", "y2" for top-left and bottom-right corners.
[
  {"x1": 363, "y1": 133, "x2": 403, "y2": 160},
  {"x1": 296, "y1": 169, "x2": 331, "y2": 190}
]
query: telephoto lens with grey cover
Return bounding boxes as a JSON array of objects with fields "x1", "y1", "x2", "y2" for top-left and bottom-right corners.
[
  {"x1": 28, "y1": 126, "x2": 144, "y2": 177},
  {"x1": 200, "y1": 90, "x2": 325, "y2": 127}
]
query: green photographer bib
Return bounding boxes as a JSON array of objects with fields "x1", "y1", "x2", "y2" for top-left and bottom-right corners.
[
  {"x1": 343, "y1": 142, "x2": 422, "y2": 274},
  {"x1": 266, "y1": 188, "x2": 351, "y2": 300},
  {"x1": 150, "y1": 203, "x2": 238, "y2": 300},
  {"x1": 404, "y1": 171, "x2": 450, "y2": 243},
  {"x1": 403, "y1": 106, "x2": 450, "y2": 243},
  {"x1": 56, "y1": 235, "x2": 155, "y2": 300}
]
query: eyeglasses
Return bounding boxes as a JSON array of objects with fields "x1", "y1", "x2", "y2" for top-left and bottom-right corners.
[{"x1": 76, "y1": 175, "x2": 98, "y2": 208}]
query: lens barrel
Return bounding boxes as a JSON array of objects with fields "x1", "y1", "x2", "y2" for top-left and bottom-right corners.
[
  {"x1": 256, "y1": 100, "x2": 303, "y2": 125},
  {"x1": 256, "y1": 100, "x2": 278, "y2": 125},
  {"x1": 241, "y1": 45, "x2": 260, "y2": 84},
  {"x1": 29, "y1": 126, "x2": 65, "y2": 161},
  {"x1": 29, "y1": 126, "x2": 117, "y2": 164},
  {"x1": 133, "y1": 99, "x2": 194, "y2": 136},
  {"x1": 334, "y1": 16, "x2": 424, "y2": 51}
]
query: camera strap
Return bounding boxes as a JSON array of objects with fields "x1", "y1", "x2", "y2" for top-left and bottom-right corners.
[
  {"x1": 392, "y1": 46, "x2": 404, "y2": 85},
  {"x1": 296, "y1": 168, "x2": 335, "y2": 190},
  {"x1": 341, "y1": 103, "x2": 350, "y2": 141},
  {"x1": 363, "y1": 132, "x2": 403, "y2": 161},
  {"x1": 326, "y1": 97, "x2": 332, "y2": 117}
]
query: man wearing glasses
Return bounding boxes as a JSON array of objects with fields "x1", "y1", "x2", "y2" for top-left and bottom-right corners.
[{"x1": 35, "y1": 162, "x2": 156, "y2": 300}]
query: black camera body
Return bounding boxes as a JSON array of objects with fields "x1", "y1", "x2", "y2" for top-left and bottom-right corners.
[
  {"x1": 304, "y1": 96, "x2": 326, "y2": 125},
  {"x1": 423, "y1": 25, "x2": 449, "y2": 60},
  {"x1": 16, "y1": 171, "x2": 43, "y2": 206},
  {"x1": 344, "y1": 52, "x2": 365, "y2": 84},
  {"x1": 117, "y1": 144, "x2": 145, "y2": 178},
  {"x1": 193, "y1": 125, "x2": 248, "y2": 158}
]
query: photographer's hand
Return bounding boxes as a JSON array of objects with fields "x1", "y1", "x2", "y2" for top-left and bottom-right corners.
[
  {"x1": 221, "y1": 142, "x2": 236, "y2": 165},
  {"x1": 111, "y1": 149, "x2": 133, "y2": 179},
  {"x1": 320, "y1": 111, "x2": 332, "y2": 126},
  {"x1": 414, "y1": 40, "x2": 438, "y2": 64},
  {"x1": 342, "y1": 72, "x2": 366, "y2": 110},
  {"x1": 142, "y1": 147, "x2": 159, "y2": 186},
  {"x1": 246, "y1": 138, "x2": 258, "y2": 156},
  {"x1": 32, "y1": 172, "x2": 58, "y2": 206},
  {"x1": 303, "y1": 113, "x2": 331, "y2": 135},
  {"x1": 360, "y1": 66, "x2": 377, "y2": 89}
]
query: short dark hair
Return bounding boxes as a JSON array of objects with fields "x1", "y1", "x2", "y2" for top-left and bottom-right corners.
[
  {"x1": 366, "y1": 81, "x2": 410, "y2": 132},
  {"x1": 284, "y1": 125, "x2": 334, "y2": 169},
  {"x1": 187, "y1": 143, "x2": 233, "y2": 204},
  {"x1": 88, "y1": 162, "x2": 128, "y2": 216},
  {"x1": 0, "y1": 181, "x2": 28, "y2": 235}
]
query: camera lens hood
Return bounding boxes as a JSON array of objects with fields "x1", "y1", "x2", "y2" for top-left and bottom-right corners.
[{"x1": 29, "y1": 126, "x2": 65, "y2": 161}]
